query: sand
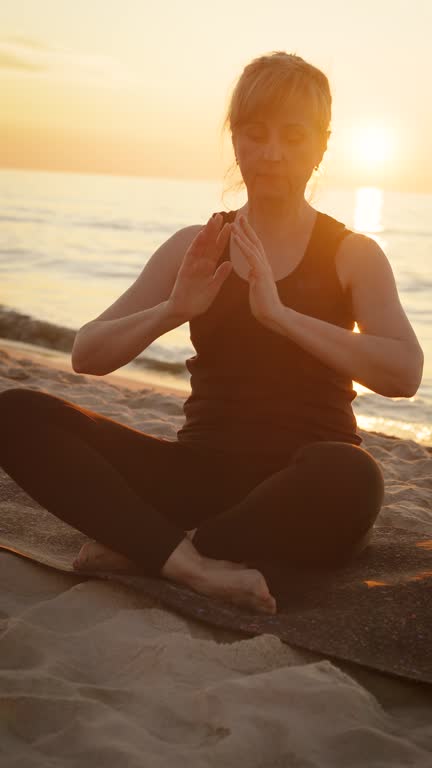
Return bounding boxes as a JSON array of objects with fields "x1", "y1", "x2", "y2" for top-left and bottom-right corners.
[{"x1": 0, "y1": 341, "x2": 431, "y2": 767}]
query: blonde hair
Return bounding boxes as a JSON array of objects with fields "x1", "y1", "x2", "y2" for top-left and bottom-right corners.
[{"x1": 220, "y1": 51, "x2": 332, "y2": 206}]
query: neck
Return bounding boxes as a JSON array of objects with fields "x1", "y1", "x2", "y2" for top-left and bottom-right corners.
[{"x1": 240, "y1": 195, "x2": 311, "y2": 243}]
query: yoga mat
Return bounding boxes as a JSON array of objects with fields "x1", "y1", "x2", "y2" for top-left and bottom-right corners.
[{"x1": 0, "y1": 502, "x2": 431, "y2": 686}]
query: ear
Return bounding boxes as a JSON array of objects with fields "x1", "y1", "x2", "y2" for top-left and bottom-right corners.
[
  {"x1": 231, "y1": 139, "x2": 239, "y2": 165},
  {"x1": 322, "y1": 130, "x2": 331, "y2": 151},
  {"x1": 316, "y1": 130, "x2": 330, "y2": 165}
]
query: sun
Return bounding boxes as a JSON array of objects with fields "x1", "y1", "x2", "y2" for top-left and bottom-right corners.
[{"x1": 351, "y1": 121, "x2": 396, "y2": 169}]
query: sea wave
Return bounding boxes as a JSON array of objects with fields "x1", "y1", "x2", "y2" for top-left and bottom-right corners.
[{"x1": 0, "y1": 305, "x2": 188, "y2": 378}]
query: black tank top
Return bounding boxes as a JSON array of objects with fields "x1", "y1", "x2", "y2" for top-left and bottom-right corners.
[{"x1": 176, "y1": 209, "x2": 362, "y2": 461}]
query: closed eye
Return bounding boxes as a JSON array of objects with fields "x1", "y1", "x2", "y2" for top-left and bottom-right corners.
[{"x1": 246, "y1": 132, "x2": 303, "y2": 144}]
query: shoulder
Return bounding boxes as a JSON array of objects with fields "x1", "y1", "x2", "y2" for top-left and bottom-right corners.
[
  {"x1": 334, "y1": 229, "x2": 386, "y2": 293},
  {"x1": 178, "y1": 214, "x2": 225, "y2": 241},
  {"x1": 172, "y1": 223, "x2": 205, "y2": 250},
  {"x1": 176, "y1": 212, "x2": 231, "y2": 250},
  {"x1": 178, "y1": 223, "x2": 205, "y2": 239}
]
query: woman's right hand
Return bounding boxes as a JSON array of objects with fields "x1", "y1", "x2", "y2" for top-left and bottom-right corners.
[{"x1": 167, "y1": 213, "x2": 233, "y2": 321}]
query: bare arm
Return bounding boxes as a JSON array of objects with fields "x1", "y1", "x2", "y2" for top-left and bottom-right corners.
[
  {"x1": 263, "y1": 234, "x2": 424, "y2": 397},
  {"x1": 71, "y1": 225, "x2": 200, "y2": 375},
  {"x1": 72, "y1": 301, "x2": 187, "y2": 376}
]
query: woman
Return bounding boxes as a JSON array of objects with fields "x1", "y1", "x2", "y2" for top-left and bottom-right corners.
[{"x1": 0, "y1": 52, "x2": 423, "y2": 615}]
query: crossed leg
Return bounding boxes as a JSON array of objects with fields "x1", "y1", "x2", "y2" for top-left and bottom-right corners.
[
  {"x1": 190, "y1": 440, "x2": 385, "y2": 568},
  {"x1": 0, "y1": 387, "x2": 384, "y2": 613}
]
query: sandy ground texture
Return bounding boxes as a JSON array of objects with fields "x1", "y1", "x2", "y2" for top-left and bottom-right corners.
[{"x1": 0, "y1": 342, "x2": 431, "y2": 767}]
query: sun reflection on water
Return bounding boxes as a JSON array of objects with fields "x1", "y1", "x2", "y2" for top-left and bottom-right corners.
[{"x1": 353, "y1": 186, "x2": 384, "y2": 234}]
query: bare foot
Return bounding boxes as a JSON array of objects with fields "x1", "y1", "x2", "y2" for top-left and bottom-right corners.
[
  {"x1": 73, "y1": 537, "x2": 276, "y2": 615},
  {"x1": 72, "y1": 541, "x2": 136, "y2": 572},
  {"x1": 162, "y1": 537, "x2": 276, "y2": 614},
  {"x1": 192, "y1": 562, "x2": 277, "y2": 615}
]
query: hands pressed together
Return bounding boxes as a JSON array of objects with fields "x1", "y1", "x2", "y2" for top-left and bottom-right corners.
[
  {"x1": 168, "y1": 212, "x2": 285, "y2": 327},
  {"x1": 231, "y1": 213, "x2": 285, "y2": 327}
]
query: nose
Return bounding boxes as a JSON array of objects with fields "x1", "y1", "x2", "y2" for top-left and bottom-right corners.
[{"x1": 262, "y1": 139, "x2": 284, "y2": 162}]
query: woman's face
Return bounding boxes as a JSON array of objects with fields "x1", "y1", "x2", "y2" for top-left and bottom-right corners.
[{"x1": 232, "y1": 97, "x2": 327, "y2": 200}]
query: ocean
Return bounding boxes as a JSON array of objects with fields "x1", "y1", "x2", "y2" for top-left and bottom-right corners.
[{"x1": 0, "y1": 168, "x2": 430, "y2": 446}]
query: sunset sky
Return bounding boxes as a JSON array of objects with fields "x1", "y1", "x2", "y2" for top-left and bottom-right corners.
[{"x1": 1, "y1": 0, "x2": 431, "y2": 192}]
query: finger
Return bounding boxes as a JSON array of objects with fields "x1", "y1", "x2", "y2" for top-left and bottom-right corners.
[
  {"x1": 201, "y1": 214, "x2": 219, "y2": 243},
  {"x1": 215, "y1": 222, "x2": 231, "y2": 250},
  {"x1": 238, "y1": 216, "x2": 266, "y2": 257},
  {"x1": 233, "y1": 222, "x2": 266, "y2": 264},
  {"x1": 185, "y1": 214, "x2": 220, "y2": 257},
  {"x1": 186, "y1": 216, "x2": 229, "y2": 268},
  {"x1": 213, "y1": 259, "x2": 233, "y2": 283},
  {"x1": 239, "y1": 215, "x2": 260, "y2": 244},
  {"x1": 208, "y1": 212, "x2": 224, "y2": 234},
  {"x1": 182, "y1": 228, "x2": 207, "y2": 264},
  {"x1": 232, "y1": 219, "x2": 253, "y2": 245},
  {"x1": 200, "y1": 214, "x2": 222, "y2": 244},
  {"x1": 232, "y1": 234, "x2": 260, "y2": 276},
  {"x1": 207, "y1": 220, "x2": 231, "y2": 262},
  {"x1": 232, "y1": 231, "x2": 263, "y2": 269}
]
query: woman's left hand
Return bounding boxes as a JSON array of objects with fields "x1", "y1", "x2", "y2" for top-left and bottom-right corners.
[{"x1": 231, "y1": 215, "x2": 284, "y2": 327}]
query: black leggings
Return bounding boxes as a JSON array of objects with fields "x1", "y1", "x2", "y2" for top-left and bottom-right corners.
[{"x1": 0, "y1": 387, "x2": 385, "y2": 577}]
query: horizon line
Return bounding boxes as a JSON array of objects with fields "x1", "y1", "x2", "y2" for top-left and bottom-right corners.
[{"x1": 0, "y1": 163, "x2": 431, "y2": 197}]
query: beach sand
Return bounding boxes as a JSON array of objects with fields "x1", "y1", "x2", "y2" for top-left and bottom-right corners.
[{"x1": 0, "y1": 341, "x2": 431, "y2": 766}]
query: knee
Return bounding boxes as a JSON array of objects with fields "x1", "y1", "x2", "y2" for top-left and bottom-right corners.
[
  {"x1": 0, "y1": 386, "x2": 47, "y2": 408},
  {"x1": 295, "y1": 440, "x2": 384, "y2": 489},
  {"x1": 0, "y1": 387, "x2": 30, "y2": 414},
  {"x1": 0, "y1": 387, "x2": 57, "y2": 426},
  {"x1": 294, "y1": 440, "x2": 385, "y2": 526}
]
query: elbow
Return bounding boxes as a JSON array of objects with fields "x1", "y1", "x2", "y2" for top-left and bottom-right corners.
[
  {"x1": 71, "y1": 329, "x2": 86, "y2": 373},
  {"x1": 71, "y1": 346, "x2": 83, "y2": 373},
  {"x1": 71, "y1": 355, "x2": 106, "y2": 376},
  {"x1": 395, "y1": 367, "x2": 424, "y2": 399},
  {"x1": 390, "y1": 376, "x2": 421, "y2": 399},
  {"x1": 71, "y1": 358, "x2": 84, "y2": 374},
  {"x1": 401, "y1": 378, "x2": 422, "y2": 399},
  {"x1": 396, "y1": 385, "x2": 418, "y2": 399},
  {"x1": 71, "y1": 353, "x2": 89, "y2": 374},
  {"x1": 403, "y1": 347, "x2": 424, "y2": 397},
  {"x1": 71, "y1": 324, "x2": 96, "y2": 374},
  {"x1": 377, "y1": 371, "x2": 422, "y2": 399},
  {"x1": 71, "y1": 343, "x2": 86, "y2": 374},
  {"x1": 363, "y1": 345, "x2": 423, "y2": 398}
]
